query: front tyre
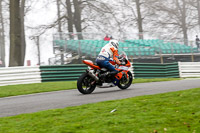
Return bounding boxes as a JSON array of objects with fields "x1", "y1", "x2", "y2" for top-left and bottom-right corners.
[
  {"x1": 118, "y1": 71, "x2": 133, "y2": 90},
  {"x1": 77, "y1": 72, "x2": 96, "y2": 94}
]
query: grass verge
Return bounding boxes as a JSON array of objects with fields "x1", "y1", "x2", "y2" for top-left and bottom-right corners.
[
  {"x1": 0, "y1": 87, "x2": 199, "y2": 133},
  {"x1": 0, "y1": 78, "x2": 181, "y2": 98},
  {"x1": 132, "y1": 78, "x2": 181, "y2": 84},
  {"x1": 0, "y1": 81, "x2": 77, "y2": 98}
]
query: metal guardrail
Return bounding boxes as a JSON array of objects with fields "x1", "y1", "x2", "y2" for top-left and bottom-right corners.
[
  {"x1": 132, "y1": 62, "x2": 179, "y2": 78},
  {"x1": 1, "y1": 62, "x2": 195, "y2": 86},
  {"x1": 40, "y1": 64, "x2": 87, "y2": 82},
  {"x1": 178, "y1": 62, "x2": 200, "y2": 77},
  {"x1": 0, "y1": 66, "x2": 41, "y2": 86}
]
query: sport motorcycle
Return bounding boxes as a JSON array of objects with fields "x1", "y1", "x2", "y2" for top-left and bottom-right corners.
[{"x1": 77, "y1": 51, "x2": 133, "y2": 94}]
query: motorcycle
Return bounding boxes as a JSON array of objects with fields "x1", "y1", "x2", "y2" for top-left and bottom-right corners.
[{"x1": 77, "y1": 51, "x2": 133, "y2": 94}]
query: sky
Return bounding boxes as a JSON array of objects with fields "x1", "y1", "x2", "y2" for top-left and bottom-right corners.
[{"x1": 24, "y1": 1, "x2": 57, "y2": 66}]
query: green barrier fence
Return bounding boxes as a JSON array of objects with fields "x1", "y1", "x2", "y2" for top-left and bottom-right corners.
[
  {"x1": 40, "y1": 63, "x2": 179, "y2": 82},
  {"x1": 40, "y1": 64, "x2": 87, "y2": 82},
  {"x1": 132, "y1": 62, "x2": 179, "y2": 78}
]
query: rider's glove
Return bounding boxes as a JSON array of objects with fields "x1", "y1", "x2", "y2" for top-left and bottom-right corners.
[{"x1": 114, "y1": 59, "x2": 121, "y2": 65}]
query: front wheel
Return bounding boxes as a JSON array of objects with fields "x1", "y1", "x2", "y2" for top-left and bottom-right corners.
[
  {"x1": 77, "y1": 72, "x2": 96, "y2": 94},
  {"x1": 118, "y1": 71, "x2": 133, "y2": 90}
]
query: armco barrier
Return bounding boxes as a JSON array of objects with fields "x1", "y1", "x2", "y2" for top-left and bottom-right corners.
[
  {"x1": 40, "y1": 64, "x2": 134, "y2": 82},
  {"x1": 0, "y1": 63, "x2": 181, "y2": 86},
  {"x1": 0, "y1": 66, "x2": 41, "y2": 86},
  {"x1": 40, "y1": 64, "x2": 87, "y2": 82},
  {"x1": 178, "y1": 62, "x2": 200, "y2": 77},
  {"x1": 132, "y1": 62, "x2": 179, "y2": 78}
]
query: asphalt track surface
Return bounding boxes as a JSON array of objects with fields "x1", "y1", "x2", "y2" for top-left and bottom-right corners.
[{"x1": 0, "y1": 79, "x2": 200, "y2": 117}]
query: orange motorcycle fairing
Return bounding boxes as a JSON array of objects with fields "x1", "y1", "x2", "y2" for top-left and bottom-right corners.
[
  {"x1": 124, "y1": 71, "x2": 129, "y2": 79},
  {"x1": 115, "y1": 72, "x2": 123, "y2": 80},
  {"x1": 115, "y1": 70, "x2": 129, "y2": 80},
  {"x1": 126, "y1": 61, "x2": 131, "y2": 67},
  {"x1": 82, "y1": 60, "x2": 101, "y2": 70}
]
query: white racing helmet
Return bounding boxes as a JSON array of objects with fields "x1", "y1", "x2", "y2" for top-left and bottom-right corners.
[{"x1": 109, "y1": 39, "x2": 119, "y2": 49}]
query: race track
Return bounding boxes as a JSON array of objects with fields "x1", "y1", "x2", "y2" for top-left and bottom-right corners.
[{"x1": 0, "y1": 79, "x2": 199, "y2": 117}]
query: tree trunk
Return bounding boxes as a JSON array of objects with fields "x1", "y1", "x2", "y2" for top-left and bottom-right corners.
[
  {"x1": 197, "y1": 0, "x2": 200, "y2": 32},
  {"x1": 135, "y1": 0, "x2": 143, "y2": 39},
  {"x1": 66, "y1": 0, "x2": 74, "y2": 39},
  {"x1": 20, "y1": 0, "x2": 26, "y2": 65},
  {"x1": 0, "y1": 0, "x2": 5, "y2": 67},
  {"x1": 177, "y1": 0, "x2": 188, "y2": 45},
  {"x1": 57, "y1": 0, "x2": 64, "y2": 65},
  {"x1": 73, "y1": 0, "x2": 83, "y2": 40},
  {"x1": 57, "y1": 0, "x2": 62, "y2": 33},
  {"x1": 36, "y1": 36, "x2": 41, "y2": 65},
  {"x1": 9, "y1": 0, "x2": 22, "y2": 66},
  {"x1": 182, "y1": 0, "x2": 188, "y2": 45}
]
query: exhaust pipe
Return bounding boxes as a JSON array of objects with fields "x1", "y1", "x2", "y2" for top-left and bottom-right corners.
[{"x1": 88, "y1": 70, "x2": 99, "y2": 81}]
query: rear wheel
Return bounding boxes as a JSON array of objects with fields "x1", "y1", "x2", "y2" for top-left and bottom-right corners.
[
  {"x1": 77, "y1": 73, "x2": 96, "y2": 94},
  {"x1": 118, "y1": 71, "x2": 133, "y2": 90}
]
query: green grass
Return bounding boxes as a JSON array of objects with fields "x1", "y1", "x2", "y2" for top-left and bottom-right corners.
[
  {"x1": 0, "y1": 87, "x2": 199, "y2": 133},
  {"x1": 132, "y1": 78, "x2": 181, "y2": 84},
  {"x1": 0, "y1": 81, "x2": 77, "y2": 98},
  {"x1": 0, "y1": 78, "x2": 181, "y2": 98}
]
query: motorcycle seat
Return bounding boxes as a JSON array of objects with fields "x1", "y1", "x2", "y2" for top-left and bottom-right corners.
[{"x1": 93, "y1": 62, "x2": 107, "y2": 71}]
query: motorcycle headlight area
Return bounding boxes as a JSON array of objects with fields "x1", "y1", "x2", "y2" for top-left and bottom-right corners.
[{"x1": 118, "y1": 66, "x2": 129, "y2": 70}]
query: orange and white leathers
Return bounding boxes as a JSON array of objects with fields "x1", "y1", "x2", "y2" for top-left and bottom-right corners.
[{"x1": 98, "y1": 43, "x2": 121, "y2": 65}]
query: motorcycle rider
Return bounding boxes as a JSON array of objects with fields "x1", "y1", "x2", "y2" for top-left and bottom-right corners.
[{"x1": 96, "y1": 39, "x2": 121, "y2": 77}]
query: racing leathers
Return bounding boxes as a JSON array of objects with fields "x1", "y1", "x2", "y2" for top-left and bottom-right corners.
[{"x1": 96, "y1": 41, "x2": 121, "y2": 72}]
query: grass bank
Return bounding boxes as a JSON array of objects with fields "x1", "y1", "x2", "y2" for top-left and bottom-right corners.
[
  {"x1": 0, "y1": 78, "x2": 181, "y2": 98},
  {"x1": 132, "y1": 78, "x2": 181, "y2": 84},
  {"x1": 0, "y1": 87, "x2": 199, "y2": 133}
]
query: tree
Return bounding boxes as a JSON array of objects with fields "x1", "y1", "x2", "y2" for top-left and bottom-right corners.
[
  {"x1": 0, "y1": 0, "x2": 5, "y2": 67},
  {"x1": 20, "y1": 0, "x2": 26, "y2": 66},
  {"x1": 73, "y1": 0, "x2": 83, "y2": 39},
  {"x1": 66, "y1": 0, "x2": 74, "y2": 39},
  {"x1": 196, "y1": 0, "x2": 200, "y2": 31},
  {"x1": 57, "y1": 0, "x2": 62, "y2": 33},
  {"x1": 135, "y1": 0, "x2": 144, "y2": 39},
  {"x1": 149, "y1": 0, "x2": 195, "y2": 44},
  {"x1": 187, "y1": 0, "x2": 200, "y2": 32},
  {"x1": 9, "y1": 0, "x2": 26, "y2": 66},
  {"x1": 81, "y1": 0, "x2": 125, "y2": 38},
  {"x1": 177, "y1": 0, "x2": 188, "y2": 44},
  {"x1": 9, "y1": 0, "x2": 22, "y2": 66}
]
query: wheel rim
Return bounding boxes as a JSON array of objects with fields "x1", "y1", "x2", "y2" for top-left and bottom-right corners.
[
  {"x1": 82, "y1": 76, "x2": 95, "y2": 92},
  {"x1": 120, "y1": 73, "x2": 132, "y2": 87}
]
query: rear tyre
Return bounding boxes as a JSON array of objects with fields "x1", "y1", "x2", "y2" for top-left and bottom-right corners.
[
  {"x1": 77, "y1": 73, "x2": 96, "y2": 94},
  {"x1": 118, "y1": 71, "x2": 133, "y2": 90}
]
